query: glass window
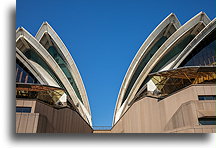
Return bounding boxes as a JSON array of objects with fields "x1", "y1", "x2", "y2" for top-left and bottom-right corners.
[
  {"x1": 18, "y1": 39, "x2": 76, "y2": 101},
  {"x1": 198, "y1": 96, "x2": 216, "y2": 100},
  {"x1": 21, "y1": 71, "x2": 26, "y2": 82},
  {"x1": 16, "y1": 59, "x2": 38, "y2": 84},
  {"x1": 180, "y1": 30, "x2": 216, "y2": 67},
  {"x1": 20, "y1": 45, "x2": 74, "y2": 101},
  {"x1": 23, "y1": 49, "x2": 67, "y2": 89},
  {"x1": 47, "y1": 46, "x2": 83, "y2": 103},
  {"x1": 198, "y1": 118, "x2": 216, "y2": 125},
  {"x1": 137, "y1": 34, "x2": 196, "y2": 97},
  {"x1": 121, "y1": 24, "x2": 180, "y2": 105},
  {"x1": 121, "y1": 36, "x2": 168, "y2": 105},
  {"x1": 27, "y1": 76, "x2": 34, "y2": 83},
  {"x1": 152, "y1": 34, "x2": 195, "y2": 73},
  {"x1": 16, "y1": 68, "x2": 20, "y2": 82},
  {"x1": 16, "y1": 107, "x2": 32, "y2": 113}
]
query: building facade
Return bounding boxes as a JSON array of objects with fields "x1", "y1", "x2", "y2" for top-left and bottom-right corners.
[
  {"x1": 16, "y1": 23, "x2": 93, "y2": 133},
  {"x1": 112, "y1": 12, "x2": 216, "y2": 133},
  {"x1": 16, "y1": 12, "x2": 216, "y2": 133}
]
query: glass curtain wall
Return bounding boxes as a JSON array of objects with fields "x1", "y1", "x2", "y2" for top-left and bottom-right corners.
[
  {"x1": 16, "y1": 59, "x2": 38, "y2": 84},
  {"x1": 47, "y1": 46, "x2": 83, "y2": 103},
  {"x1": 180, "y1": 30, "x2": 216, "y2": 67},
  {"x1": 121, "y1": 36, "x2": 168, "y2": 105}
]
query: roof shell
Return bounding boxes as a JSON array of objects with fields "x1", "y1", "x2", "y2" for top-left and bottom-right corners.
[
  {"x1": 16, "y1": 27, "x2": 92, "y2": 125},
  {"x1": 113, "y1": 13, "x2": 181, "y2": 124},
  {"x1": 35, "y1": 22, "x2": 91, "y2": 116},
  {"x1": 171, "y1": 18, "x2": 216, "y2": 69},
  {"x1": 113, "y1": 12, "x2": 211, "y2": 124}
]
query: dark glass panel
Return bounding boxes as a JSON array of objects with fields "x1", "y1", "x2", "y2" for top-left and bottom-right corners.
[
  {"x1": 16, "y1": 68, "x2": 20, "y2": 82},
  {"x1": 16, "y1": 107, "x2": 32, "y2": 113},
  {"x1": 151, "y1": 34, "x2": 195, "y2": 73},
  {"x1": 23, "y1": 49, "x2": 65, "y2": 87},
  {"x1": 21, "y1": 71, "x2": 26, "y2": 82},
  {"x1": 121, "y1": 36, "x2": 168, "y2": 105},
  {"x1": 22, "y1": 48, "x2": 71, "y2": 98},
  {"x1": 47, "y1": 46, "x2": 83, "y2": 103},
  {"x1": 180, "y1": 29, "x2": 216, "y2": 67},
  {"x1": 137, "y1": 34, "x2": 195, "y2": 96},
  {"x1": 198, "y1": 96, "x2": 216, "y2": 100},
  {"x1": 16, "y1": 59, "x2": 38, "y2": 84},
  {"x1": 27, "y1": 76, "x2": 34, "y2": 83},
  {"x1": 199, "y1": 118, "x2": 216, "y2": 125}
]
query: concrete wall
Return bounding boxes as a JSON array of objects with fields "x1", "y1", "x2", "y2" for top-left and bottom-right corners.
[
  {"x1": 111, "y1": 84, "x2": 216, "y2": 133},
  {"x1": 16, "y1": 100, "x2": 93, "y2": 133},
  {"x1": 111, "y1": 97, "x2": 162, "y2": 133},
  {"x1": 16, "y1": 113, "x2": 39, "y2": 133},
  {"x1": 164, "y1": 100, "x2": 216, "y2": 131},
  {"x1": 165, "y1": 125, "x2": 216, "y2": 133},
  {"x1": 159, "y1": 84, "x2": 216, "y2": 129},
  {"x1": 35, "y1": 101, "x2": 93, "y2": 133}
]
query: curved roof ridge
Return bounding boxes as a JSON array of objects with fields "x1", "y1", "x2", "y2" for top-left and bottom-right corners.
[
  {"x1": 172, "y1": 18, "x2": 216, "y2": 68},
  {"x1": 157, "y1": 12, "x2": 211, "y2": 71},
  {"x1": 128, "y1": 11, "x2": 210, "y2": 102},
  {"x1": 16, "y1": 27, "x2": 92, "y2": 125},
  {"x1": 113, "y1": 13, "x2": 181, "y2": 124},
  {"x1": 35, "y1": 22, "x2": 92, "y2": 124},
  {"x1": 113, "y1": 12, "x2": 211, "y2": 124}
]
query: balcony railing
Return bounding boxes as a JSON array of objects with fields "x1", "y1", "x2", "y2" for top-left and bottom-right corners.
[{"x1": 92, "y1": 126, "x2": 112, "y2": 130}]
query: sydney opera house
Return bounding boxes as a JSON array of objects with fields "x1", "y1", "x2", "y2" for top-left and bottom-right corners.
[
  {"x1": 16, "y1": 12, "x2": 216, "y2": 133},
  {"x1": 16, "y1": 22, "x2": 93, "y2": 133},
  {"x1": 111, "y1": 12, "x2": 216, "y2": 133}
]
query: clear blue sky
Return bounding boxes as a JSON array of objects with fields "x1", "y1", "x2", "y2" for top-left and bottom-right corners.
[{"x1": 16, "y1": 0, "x2": 215, "y2": 127}]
